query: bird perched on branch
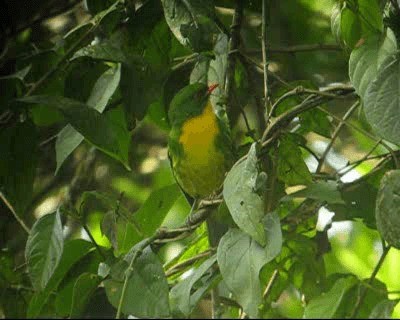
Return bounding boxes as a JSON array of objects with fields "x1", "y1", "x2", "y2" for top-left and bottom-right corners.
[{"x1": 168, "y1": 82, "x2": 235, "y2": 245}]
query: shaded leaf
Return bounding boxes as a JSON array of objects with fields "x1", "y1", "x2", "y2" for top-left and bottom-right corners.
[
  {"x1": 56, "y1": 64, "x2": 121, "y2": 173},
  {"x1": 170, "y1": 256, "x2": 217, "y2": 316},
  {"x1": 25, "y1": 211, "x2": 64, "y2": 291},
  {"x1": 104, "y1": 245, "x2": 170, "y2": 318},
  {"x1": 364, "y1": 53, "x2": 400, "y2": 145},
  {"x1": 283, "y1": 181, "x2": 344, "y2": 204},
  {"x1": 369, "y1": 299, "x2": 397, "y2": 319},
  {"x1": 70, "y1": 273, "x2": 102, "y2": 318},
  {"x1": 340, "y1": 6, "x2": 362, "y2": 49},
  {"x1": 223, "y1": 143, "x2": 266, "y2": 245}
]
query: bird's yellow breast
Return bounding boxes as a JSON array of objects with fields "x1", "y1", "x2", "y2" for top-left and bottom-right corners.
[{"x1": 179, "y1": 101, "x2": 219, "y2": 165}]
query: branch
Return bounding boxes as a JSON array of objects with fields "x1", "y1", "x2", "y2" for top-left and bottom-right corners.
[
  {"x1": 261, "y1": 0, "x2": 271, "y2": 116},
  {"x1": 246, "y1": 43, "x2": 342, "y2": 54},
  {"x1": 225, "y1": 0, "x2": 244, "y2": 124},
  {"x1": 0, "y1": 192, "x2": 30, "y2": 234}
]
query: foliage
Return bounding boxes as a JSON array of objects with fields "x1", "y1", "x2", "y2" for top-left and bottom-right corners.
[{"x1": 2, "y1": 0, "x2": 400, "y2": 318}]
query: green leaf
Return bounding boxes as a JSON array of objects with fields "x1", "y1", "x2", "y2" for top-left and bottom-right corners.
[
  {"x1": 161, "y1": 0, "x2": 218, "y2": 51},
  {"x1": 20, "y1": 95, "x2": 130, "y2": 170},
  {"x1": 303, "y1": 276, "x2": 357, "y2": 318},
  {"x1": 340, "y1": 6, "x2": 362, "y2": 49},
  {"x1": 376, "y1": 170, "x2": 400, "y2": 248},
  {"x1": 284, "y1": 181, "x2": 344, "y2": 204},
  {"x1": 133, "y1": 183, "x2": 182, "y2": 237},
  {"x1": 170, "y1": 256, "x2": 217, "y2": 316},
  {"x1": 277, "y1": 134, "x2": 312, "y2": 186},
  {"x1": 358, "y1": 0, "x2": 383, "y2": 34},
  {"x1": 349, "y1": 28, "x2": 397, "y2": 100},
  {"x1": 331, "y1": 3, "x2": 342, "y2": 45},
  {"x1": 364, "y1": 53, "x2": 400, "y2": 145},
  {"x1": 70, "y1": 273, "x2": 102, "y2": 318},
  {"x1": 0, "y1": 120, "x2": 38, "y2": 216},
  {"x1": 217, "y1": 223, "x2": 281, "y2": 318},
  {"x1": 104, "y1": 246, "x2": 170, "y2": 318},
  {"x1": 56, "y1": 64, "x2": 121, "y2": 173},
  {"x1": 27, "y1": 240, "x2": 95, "y2": 318},
  {"x1": 223, "y1": 143, "x2": 266, "y2": 245},
  {"x1": 368, "y1": 299, "x2": 398, "y2": 319},
  {"x1": 25, "y1": 211, "x2": 64, "y2": 291}
]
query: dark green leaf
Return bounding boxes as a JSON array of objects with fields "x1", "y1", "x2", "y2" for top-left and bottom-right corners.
[
  {"x1": 161, "y1": 0, "x2": 218, "y2": 51},
  {"x1": 349, "y1": 28, "x2": 397, "y2": 100},
  {"x1": 104, "y1": 246, "x2": 170, "y2": 318},
  {"x1": 70, "y1": 273, "x2": 102, "y2": 318},
  {"x1": 303, "y1": 276, "x2": 357, "y2": 318},
  {"x1": 27, "y1": 240, "x2": 95, "y2": 318},
  {"x1": 20, "y1": 95, "x2": 130, "y2": 170},
  {"x1": 358, "y1": 0, "x2": 383, "y2": 34},
  {"x1": 56, "y1": 64, "x2": 121, "y2": 173},
  {"x1": 369, "y1": 299, "x2": 398, "y2": 319},
  {"x1": 223, "y1": 143, "x2": 266, "y2": 245},
  {"x1": 170, "y1": 256, "x2": 217, "y2": 316},
  {"x1": 25, "y1": 211, "x2": 64, "y2": 291},
  {"x1": 376, "y1": 170, "x2": 400, "y2": 248},
  {"x1": 284, "y1": 181, "x2": 344, "y2": 204},
  {"x1": 364, "y1": 53, "x2": 400, "y2": 144},
  {"x1": 277, "y1": 134, "x2": 312, "y2": 186},
  {"x1": 340, "y1": 6, "x2": 362, "y2": 49},
  {"x1": 217, "y1": 224, "x2": 280, "y2": 318},
  {"x1": 0, "y1": 120, "x2": 38, "y2": 216}
]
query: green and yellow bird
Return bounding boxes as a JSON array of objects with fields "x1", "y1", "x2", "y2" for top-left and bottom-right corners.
[{"x1": 168, "y1": 82, "x2": 235, "y2": 243}]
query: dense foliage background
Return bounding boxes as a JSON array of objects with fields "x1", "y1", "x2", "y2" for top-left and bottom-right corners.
[{"x1": 2, "y1": 0, "x2": 400, "y2": 318}]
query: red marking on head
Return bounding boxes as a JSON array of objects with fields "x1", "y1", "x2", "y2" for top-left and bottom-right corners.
[{"x1": 207, "y1": 83, "x2": 219, "y2": 94}]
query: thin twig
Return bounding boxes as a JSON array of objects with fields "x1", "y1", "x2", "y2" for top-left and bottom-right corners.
[
  {"x1": 83, "y1": 225, "x2": 106, "y2": 260},
  {"x1": 351, "y1": 244, "x2": 391, "y2": 318},
  {"x1": 316, "y1": 101, "x2": 360, "y2": 173},
  {"x1": 261, "y1": 0, "x2": 271, "y2": 116},
  {"x1": 246, "y1": 43, "x2": 342, "y2": 54},
  {"x1": 263, "y1": 269, "x2": 279, "y2": 300},
  {"x1": 165, "y1": 250, "x2": 214, "y2": 277},
  {"x1": 0, "y1": 192, "x2": 30, "y2": 234}
]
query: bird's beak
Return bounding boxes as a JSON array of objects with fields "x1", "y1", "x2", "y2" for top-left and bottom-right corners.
[{"x1": 207, "y1": 83, "x2": 219, "y2": 95}]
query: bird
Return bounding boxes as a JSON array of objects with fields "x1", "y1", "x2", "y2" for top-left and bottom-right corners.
[{"x1": 167, "y1": 82, "x2": 236, "y2": 245}]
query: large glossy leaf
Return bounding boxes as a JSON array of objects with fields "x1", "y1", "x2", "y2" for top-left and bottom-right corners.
[
  {"x1": 303, "y1": 276, "x2": 357, "y2": 318},
  {"x1": 223, "y1": 143, "x2": 266, "y2": 245},
  {"x1": 349, "y1": 28, "x2": 397, "y2": 99},
  {"x1": 104, "y1": 245, "x2": 170, "y2": 318},
  {"x1": 56, "y1": 64, "x2": 121, "y2": 173},
  {"x1": 27, "y1": 240, "x2": 95, "y2": 318},
  {"x1": 20, "y1": 95, "x2": 130, "y2": 170},
  {"x1": 25, "y1": 211, "x2": 64, "y2": 291},
  {"x1": 170, "y1": 256, "x2": 217, "y2": 316},
  {"x1": 376, "y1": 170, "x2": 400, "y2": 248},
  {"x1": 161, "y1": 0, "x2": 218, "y2": 51},
  {"x1": 364, "y1": 53, "x2": 400, "y2": 144},
  {"x1": 0, "y1": 121, "x2": 38, "y2": 216}
]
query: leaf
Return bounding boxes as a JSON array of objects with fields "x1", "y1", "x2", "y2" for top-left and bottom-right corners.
[
  {"x1": 376, "y1": 170, "x2": 400, "y2": 248},
  {"x1": 364, "y1": 53, "x2": 400, "y2": 145},
  {"x1": 303, "y1": 276, "x2": 357, "y2": 318},
  {"x1": 277, "y1": 134, "x2": 312, "y2": 186},
  {"x1": 133, "y1": 183, "x2": 182, "y2": 237},
  {"x1": 104, "y1": 246, "x2": 170, "y2": 318},
  {"x1": 331, "y1": 3, "x2": 342, "y2": 45},
  {"x1": 358, "y1": 0, "x2": 383, "y2": 34},
  {"x1": 349, "y1": 28, "x2": 397, "y2": 100},
  {"x1": 223, "y1": 143, "x2": 266, "y2": 245},
  {"x1": 340, "y1": 6, "x2": 362, "y2": 49},
  {"x1": 283, "y1": 181, "x2": 344, "y2": 204},
  {"x1": 217, "y1": 222, "x2": 281, "y2": 318},
  {"x1": 0, "y1": 120, "x2": 38, "y2": 216},
  {"x1": 170, "y1": 256, "x2": 218, "y2": 316},
  {"x1": 56, "y1": 64, "x2": 121, "y2": 173},
  {"x1": 70, "y1": 273, "x2": 102, "y2": 318},
  {"x1": 368, "y1": 299, "x2": 398, "y2": 319},
  {"x1": 20, "y1": 95, "x2": 130, "y2": 170},
  {"x1": 27, "y1": 240, "x2": 95, "y2": 318},
  {"x1": 25, "y1": 211, "x2": 64, "y2": 291},
  {"x1": 101, "y1": 211, "x2": 118, "y2": 250},
  {"x1": 161, "y1": 0, "x2": 218, "y2": 51}
]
